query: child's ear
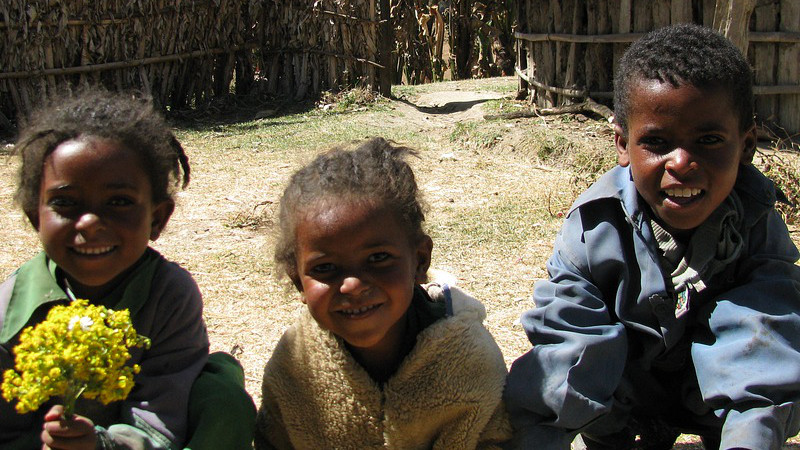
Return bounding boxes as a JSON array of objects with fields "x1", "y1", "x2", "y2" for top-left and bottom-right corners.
[
  {"x1": 614, "y1": 124, "x2": 631, "y2": 167},
  {"x1": 740, "y1": 125, "x2": 757, "y2": 165},
  {"x1": 414, "y1": 235, "x2": 433, "y2": 284},
  {"x1": 149, "y1": 199, "x2": 175, "y2": 241}
]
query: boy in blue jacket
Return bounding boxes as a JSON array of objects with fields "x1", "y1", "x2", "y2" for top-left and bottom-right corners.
[{"x1": 505, "y1": 24, "x2": 800, "y2": 450}]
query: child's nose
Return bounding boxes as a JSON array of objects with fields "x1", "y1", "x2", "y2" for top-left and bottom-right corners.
[
  {"x1": 340, "y1": 275, "x2": 369, "y2": 296},
  {"x1": 75, "y1": 212, "x2": 104, "y2": 233},
  {"x1": 665, "y1": 147, "x2": 698, "y2": 176}
]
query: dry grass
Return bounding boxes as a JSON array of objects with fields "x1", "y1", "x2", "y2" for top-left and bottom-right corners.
[{"x1": 1, "y1": 77, "x2": 798, "y2": 448}]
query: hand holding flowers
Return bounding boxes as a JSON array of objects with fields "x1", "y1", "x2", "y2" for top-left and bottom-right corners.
[
  {"x1": 1, "y1": 299, "x2": 150, "y2": 420},
  {"x1": 41, "y1": 404, "x2": 98, "y2": 450}
]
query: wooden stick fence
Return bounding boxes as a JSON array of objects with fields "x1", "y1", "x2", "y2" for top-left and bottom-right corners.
[
  {"x1": 0, "y1": 0, "x2": 389, "y2": 131},
  {"x1": 515, "y1": 0, "x2": 800, "y2": 137}
]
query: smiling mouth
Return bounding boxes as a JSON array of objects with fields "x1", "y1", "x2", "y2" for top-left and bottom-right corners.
[
  {"x1": 662, "y1": 187, "x2": 704, "y2": 205},
  {"x1": 338, "y1": 303, "x2": 381, "y2": 317},
  {"x1": 72, "y1": 246, "x2": 115, "y2": 256}
]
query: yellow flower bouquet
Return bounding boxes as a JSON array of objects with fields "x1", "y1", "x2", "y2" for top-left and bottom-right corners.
[{"x1": 1, "y1": 299, "x2": 150, "y2": 418}]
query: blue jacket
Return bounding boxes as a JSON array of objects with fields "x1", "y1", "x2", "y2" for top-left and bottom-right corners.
[{"x1": 505, "y1": 164, "x2": 800, "y2": 450}]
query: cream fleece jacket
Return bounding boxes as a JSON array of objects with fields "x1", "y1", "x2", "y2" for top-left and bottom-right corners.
[{"x1": 255, "y1": 284, "x2": 512, "y2": 450}]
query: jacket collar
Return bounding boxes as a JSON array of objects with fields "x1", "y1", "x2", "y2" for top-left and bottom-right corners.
[
  {"x1": 568, "y1": 164, "x2": 777, "y2": 230},
  {"x1": 0, "y1": 248, "x2": 161, "y2": 344},
  {"x1": 568, "y1": 165, "x2": 646, "y2": 229}
]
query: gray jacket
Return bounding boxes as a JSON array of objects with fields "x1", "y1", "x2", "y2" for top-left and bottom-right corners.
[{"x1": 505, "y1": 164, "x2": 800, "y2": 450}]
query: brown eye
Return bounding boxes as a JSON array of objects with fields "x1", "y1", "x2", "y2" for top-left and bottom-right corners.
[
  {"x1": 47, "y1": 196, "x2": 76, "y2": 208},
  {"x1": 108, "y1": 197, "x2": 134, "y2": 207},
  {"x1": 368, "y1": 252, "x2": 391, "y2": 263},
  {"x1": 639, "y1": 136, "x2": 667, "y2": 150},
  {"x1": 311, "y1": 263, "x2": 336, "y2": 275},
  {"x1": 698, "y1": 135, "x2": 723, "y2": 145}
]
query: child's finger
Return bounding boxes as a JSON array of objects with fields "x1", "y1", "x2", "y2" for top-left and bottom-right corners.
[
  {"x1": 42, "y1": 404, "x2": 66, "y2": 422},
  {"x1": 41, "y1": 412, "x2": 97, "y2": 450},
  {"x1": 41, "y1": 426, "x2": 97, "y2": 450},
  {"x1": 42, "y1": 415, "x2": 95, "y2": 436},
  {"x1": 41, "y1": 429, "x2": 97, "y2": 450}
]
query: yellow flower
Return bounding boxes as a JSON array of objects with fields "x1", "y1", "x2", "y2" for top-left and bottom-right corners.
[{"x1": 1, "y1": 300, "x2": 150, "y2": 417}]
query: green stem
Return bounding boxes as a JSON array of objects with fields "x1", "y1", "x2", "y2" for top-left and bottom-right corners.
[{"x1": 62, "y1": 384, "x2": 86, "y2": 420}]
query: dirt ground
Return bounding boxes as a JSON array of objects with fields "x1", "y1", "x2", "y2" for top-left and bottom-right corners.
[{"x1": 1, "y1": 77, "x2": 798, "y2": 448}]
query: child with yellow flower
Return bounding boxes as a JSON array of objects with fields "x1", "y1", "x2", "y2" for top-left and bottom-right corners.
[{"x1": 0, "y1": 89, "x2": 255, "y2": 449}]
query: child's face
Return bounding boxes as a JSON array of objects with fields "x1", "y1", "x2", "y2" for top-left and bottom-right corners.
[
  {"x1": 615, "y1": 80, "x2": 756, "y2": 233},
  {"x1": 293, "y1": 200, "x2": 432, "y2": 355},
  {"x1": 35, "y1": 136, "x2": 174, "y2": 298}
]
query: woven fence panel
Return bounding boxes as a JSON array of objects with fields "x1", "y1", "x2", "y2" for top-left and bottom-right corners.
[
  {"x1": 0, "y1": 0, "x2": 255, "y2": 126},
  {"x1": 515, "y1": 0, "x2": 800, "y2": 136},
  {"x1": 253, "y1": 0, "x2": 379, "y2": 99},
  {"x1": 0, "y1": 0, "x2": 385, "y2": 128}
]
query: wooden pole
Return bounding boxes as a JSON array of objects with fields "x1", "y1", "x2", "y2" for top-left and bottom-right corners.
[
  {"x1": 515, "y1": 0, "x2": 529, "y2": 99},
  {"x1": 671, "y1": 0, "x2": 693, "y2": 24},
  {"x1": 0, "y1": 44, "x2": 259, "y2": 80},
  {"x1": 712, "y1": 0, "x2": 756, "y2": 56},
  {"x1": 378, "y1": 0, "x2": 391, "y2": 96}
]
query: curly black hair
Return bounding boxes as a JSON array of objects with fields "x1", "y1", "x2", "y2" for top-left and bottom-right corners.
[
  {"x1": 274, "y1": 137, "x2": 427, "y2": 284},
  {"x1": 613, "y1": 23, "x2": 754, "y2": 134},
  {"x1": 14, "y1": 88, "x2": 190, "y2": 229}
]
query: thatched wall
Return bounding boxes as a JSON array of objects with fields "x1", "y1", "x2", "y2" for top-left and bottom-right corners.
[
  {"x1": 0, "y1": 0, "x2": 256, "y2": 127},
  {"x1": 515, "y1": 0, "x2": 800, "y2": 137},
  {"x1": 252, "y1": 0, "x2": 380, "y2": 101},
  {"x1": 0, "y1": 0, "x2": 383, "y2": 130},
  {"x1": 0, "y1": 0, "x2": 523, "y2": 132}
]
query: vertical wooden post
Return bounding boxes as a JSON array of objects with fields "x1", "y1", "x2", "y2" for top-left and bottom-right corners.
[
  {"x1": 701, "y1": 0, "x2": 716, "y2": 27},
  {"x1": 619, "y1": 0, "x2": 631, "y2": 33},
  {"x1": 671, "y1": 0, "x2": 693, "y2": 24},
  {"x1": 378, "y1": 0, "x2": 392, "y2": 97},
  {"x1": 368, "y1": 0, "x2": 377, "y2": 90},
  {"x1": 613, "y1": 0, "x2": 631, "y2": 78},
  {"x1": 752, "y1": 2, "x2": 777, "y2": 125},
  {"x1": 451, "y1": 0, "x2": 474, "y2": 80},
  {"x1": 712, "y1": 0, "x2": 756, "y2": 56},
  {"x1": 515, "y1": 0, "x2": 529, "y2": 99},
  {"x1": 778, "y1": 0, "x2": 800, "y2": 136}
]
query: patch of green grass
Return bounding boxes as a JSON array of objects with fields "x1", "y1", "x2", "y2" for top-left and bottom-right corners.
[
  {"x1": 431, "y1": 197, "x2": 555, "y2": 255},
  {"x1": 176, "y1": 104, "x2": 425, "y2": 158},
  {"x1": 531, "y1": 131, "x2": 573, "y2": 161},
  {"x1": 317, "y1": 87, "x2": 393, "y2": 113},
  {"x1": 480, "y1": 98, "x2": 529, "y2": 116},
  {"x1": 449, "y1": 121, "x2": 504, "y2": 149},
  {"x1": 392, "y1": 76, "x2": 517, "y2": 100},
  {"x1": 521, "y1": 127, "x2": 617, "y2": 194}
]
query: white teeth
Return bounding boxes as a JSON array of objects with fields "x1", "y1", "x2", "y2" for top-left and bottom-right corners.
[
  {"x1": 341, "y1": 304, "x2": 378, "y2": 315},
  {"x1": 74, "y1": 246, "x2": 114, "y2": 255},
  {"x1": 665, "y1": 188, "x2": 701, "y2": 198}
]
